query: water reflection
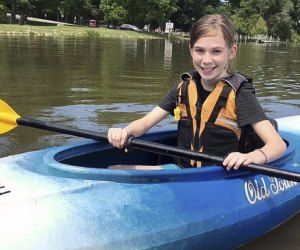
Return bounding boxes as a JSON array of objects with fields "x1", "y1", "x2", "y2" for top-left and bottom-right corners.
[{"x1": 164, "y1": 39, "x2": 173, "y2": 69}]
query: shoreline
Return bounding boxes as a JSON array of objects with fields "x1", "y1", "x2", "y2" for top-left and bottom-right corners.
[{"x1": 0, "y1": 24, "x2": 166, "y2": 39}]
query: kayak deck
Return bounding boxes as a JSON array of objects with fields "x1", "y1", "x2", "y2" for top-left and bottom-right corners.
[{"x1": 0, "y1": 116, "x2": 299, "y2": 249}]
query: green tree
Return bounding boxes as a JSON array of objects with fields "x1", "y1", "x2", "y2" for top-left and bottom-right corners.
[
  {"x1": 99, "y1": 0, "x2": 127, "y2": 25},
  {"x1": 16, "y1": 0, "x2": 34, "y2": 24},
  {"x1": 231, "y1": 0, "x2": 260, "y2": 35},
  {"x1": 10, "y1": 0, "x2": 16, "y2": 22},
  {"x1": 290, "y1": 0, "x2": 300, "y2": 34},
  {"x1": 215, "y1": 2, "x2": 233, "y2": 17},
  {"x1": 230, "y1": 0, "x2": 294, "y2": 39},
  {"x1": 124, "y1": 0, "x2": 145, "y2": 26},
  {"x1": 258, "y1": 0, "x2": 294, "y2": 40},
  {"x1": 143, "y1": 0, "x2": 178, "y2": 29},
  {"x1": 60, "y1": 0, "x2": 92, "y2": 23},
  {"x1": 0, "y1": 0, "x2": 7, "y2": 22},
  {"x1": 252, "y1": 16, "x2": 268, "y2": 35},
  {"x1": 1, "y1": 0, "x2": 298, "y2": 38},
  {"x1": 172, "y1": 0, "x2": 219, "y2": 31}
]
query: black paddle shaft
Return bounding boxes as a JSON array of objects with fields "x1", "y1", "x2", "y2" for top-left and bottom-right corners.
[
  {"x1": 17, "y1": 117, "x2": 224, "y2": 163},
  {"x1": 126, "y1": 136, "x2": 300, "y2": 182},
  {"x1": 17, "y1": 117, "x2": 300, "y2": 182},
  {"x1": 17, "y1": 117, "x2": 108, "y2": 141}
]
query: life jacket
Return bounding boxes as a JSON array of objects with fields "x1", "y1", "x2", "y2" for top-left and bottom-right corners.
[{"x1": 174, "y1": 71, "x2": 252, "y2": 167}]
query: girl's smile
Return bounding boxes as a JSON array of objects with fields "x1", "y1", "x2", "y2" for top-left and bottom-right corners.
[{"x1": 190, "y1": 31, "x2": 237, "y2": 89}]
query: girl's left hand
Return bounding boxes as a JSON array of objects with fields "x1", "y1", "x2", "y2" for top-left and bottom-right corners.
[{"x1": 223, "y1": 152, "x2": 256, "y2": 171}]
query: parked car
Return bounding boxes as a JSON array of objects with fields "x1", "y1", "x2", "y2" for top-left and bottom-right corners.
[{"x1": 120, "y1": 24, "x2": 140, "y2": 32}]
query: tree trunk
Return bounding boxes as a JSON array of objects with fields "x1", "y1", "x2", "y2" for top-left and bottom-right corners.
[{"x1": 11, "y1": 0, "x2": 16, "y2": 23}]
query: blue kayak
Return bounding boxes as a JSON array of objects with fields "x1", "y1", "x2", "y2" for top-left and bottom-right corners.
[{"x1": 0, "y1": 115, "x2": 300, "y2": 249}]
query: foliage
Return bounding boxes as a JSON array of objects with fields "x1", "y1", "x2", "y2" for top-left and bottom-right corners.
[
  {"x1": 59, "y1": 0, "x2": 93, "y2": 22},
  {"x1": 253, "y1": 16, "x2": 268, "y2": 35},
  {"x1": 258, "y1": 0, "x2": 294, "y2": 40},
  {"x1": 143, "y1": 0, "x2": 178, "y2": 28},
  {"x1": 99, "y1": 0, "x2": 178, "y2": 28},
  {"x1": 290, "y1": 0, "x2": 300, "y2": 33},
  {"x1": 291, "y1": 30, "x2": 300, "y2": 42},
  {"x1": 99, "y1": 0, "x2": 126, "y2": 25},
  {"x1": 268, "y1": 13, "x2": 292, "y2": 40},
  {"x1": 171, "y1": 0, "x2": 220, "y2": 31},
  {"x1": 0, "y1": 0, "x2": 7, "y2": 18},
  {"x1": 2, "y1": 0, "x2": 299, "y2": 40}
]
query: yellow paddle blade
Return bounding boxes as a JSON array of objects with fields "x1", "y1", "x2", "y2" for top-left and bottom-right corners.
[{"x1": 0, "y1": 99, "x2": 21, "y2": 134}]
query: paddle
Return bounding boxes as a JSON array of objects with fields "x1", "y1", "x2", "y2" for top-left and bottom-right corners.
[{"x1": 1, "y1": 99, "x2": 300, "y2": 182}]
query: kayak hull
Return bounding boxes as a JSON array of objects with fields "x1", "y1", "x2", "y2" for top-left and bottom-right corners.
[{"x1": 0, "y1": 116, "x2": 300, "y2": 249}]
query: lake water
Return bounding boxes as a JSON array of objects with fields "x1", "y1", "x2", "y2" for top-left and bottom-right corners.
[{"x1": 0, "y1": 36, "x2": 299, "y2": 248}]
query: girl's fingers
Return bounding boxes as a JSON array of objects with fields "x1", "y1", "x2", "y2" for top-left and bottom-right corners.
[
  {"x1": 223, "y1": 152, "x2": 253, "y2": 171},
  {"x1": 107, "y1": 128, "x2": 126, "y2": 148}
]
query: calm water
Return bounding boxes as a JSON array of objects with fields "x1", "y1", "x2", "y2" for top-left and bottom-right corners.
[{"x1": 0, "y1": 36, "x2": 300, "y2": 248}]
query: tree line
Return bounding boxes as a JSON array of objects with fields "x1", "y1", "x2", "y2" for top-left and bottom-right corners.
[{"x1": 1, "y1": 0, "x2": 299, "y2": 40}]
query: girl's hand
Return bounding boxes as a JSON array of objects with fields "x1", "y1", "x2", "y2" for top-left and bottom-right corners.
[
  {"x1": 107, "y1": 128, "x2": 128, "y2": 149},
  {"x1": 223, "y1": 150, "x2": 267, "y2": 171},
  {"x1": 223, "y1": 152, "x2": 255, "y2": 171}
]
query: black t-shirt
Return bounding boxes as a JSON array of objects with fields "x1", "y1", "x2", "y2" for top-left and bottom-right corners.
[{"x1": 159, "y1": 72, "x2": 267, "y2": 127}]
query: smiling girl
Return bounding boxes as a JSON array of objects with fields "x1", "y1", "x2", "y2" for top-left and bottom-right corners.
[{"x1": 108, "y1": 14, "x2": 286, "y2": 170}]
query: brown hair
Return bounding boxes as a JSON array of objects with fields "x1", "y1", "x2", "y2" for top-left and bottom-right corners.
[{"x1": 190, "y1": 14, "x2": 235, "y2": 49}]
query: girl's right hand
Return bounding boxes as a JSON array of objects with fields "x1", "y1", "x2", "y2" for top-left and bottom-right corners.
[{"x1": 107, "y1": 128, "x2": 128, "y2": 149}]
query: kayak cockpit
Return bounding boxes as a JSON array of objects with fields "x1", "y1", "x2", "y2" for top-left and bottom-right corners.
[
  {"x1": 42, "y1": 130, "x2": 296, "y2": 183},
  {"x1": 54, "y1": 130, "x2": 178, "y2": 168}
]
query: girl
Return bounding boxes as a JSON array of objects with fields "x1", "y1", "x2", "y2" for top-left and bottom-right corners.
[{"x1": 108, "y1": 14, "x2": 286, "y2": 170}]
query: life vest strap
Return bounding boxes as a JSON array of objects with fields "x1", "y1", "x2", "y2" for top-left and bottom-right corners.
[{"x1": 208, "y1": 84, "x2": 231, "y2": 124}]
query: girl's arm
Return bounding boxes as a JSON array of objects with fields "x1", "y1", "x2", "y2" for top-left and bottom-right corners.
[
  {"x1": 223, "y1": 119, "x2": 286, "y2": 170},
  {"x1": 108, "y1": 106, "x2": 169, "y2": 149}
]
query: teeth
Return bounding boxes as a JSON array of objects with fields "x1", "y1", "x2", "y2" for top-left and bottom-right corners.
[{"x1": 201, "y1": 67, "x2": 214, "y2": 70}]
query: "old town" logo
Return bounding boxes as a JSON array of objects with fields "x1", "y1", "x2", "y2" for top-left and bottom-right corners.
[{"x1": 244, "y1": 177, "x2": 298, "y2": 204}]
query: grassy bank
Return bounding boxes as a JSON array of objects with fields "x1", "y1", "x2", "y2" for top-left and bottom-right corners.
[{"x1": 0, "y1": 24, "x2": 164, "y2": 39}]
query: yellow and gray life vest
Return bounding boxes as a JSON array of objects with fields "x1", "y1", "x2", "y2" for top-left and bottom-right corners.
[{"x1": 175, "y1": 71, "x2": 251, "y2": 167}]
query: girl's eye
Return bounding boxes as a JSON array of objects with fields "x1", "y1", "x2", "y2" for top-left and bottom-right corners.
[
  {"x1": 194, "y1": 48, "x2": 205, "y2": 54},
  {"x1": 212, "y1": 49, "x2": 222, "y2": 55}
]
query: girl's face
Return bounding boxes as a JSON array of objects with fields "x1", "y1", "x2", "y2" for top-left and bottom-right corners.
[{"x1": 190, "y1": 31, "x2": 237, "y2": 87}]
